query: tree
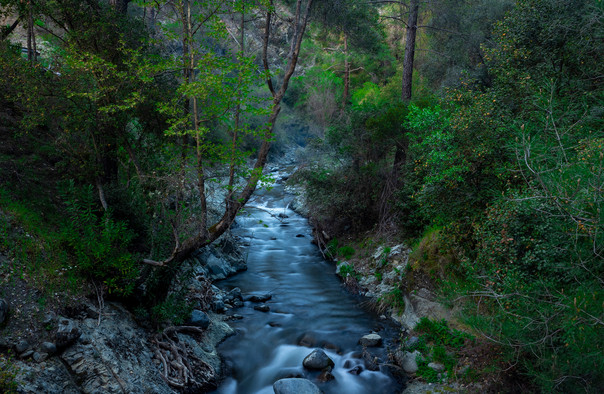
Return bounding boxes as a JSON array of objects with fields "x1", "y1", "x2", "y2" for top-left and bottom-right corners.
[{"x1": 141, "y1": 0, "x2": 315, "y2": 267}]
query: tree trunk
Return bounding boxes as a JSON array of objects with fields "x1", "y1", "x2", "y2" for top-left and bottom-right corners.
[
  {"x1": 110, "y1": 0, "x2": 130, "y2": 14},
  {"x1": 343, "y1": 34, "x2": 350, "y2": 104},
  {"x1": 401, "y1": 0, "x2": 419, "y2": 101}
]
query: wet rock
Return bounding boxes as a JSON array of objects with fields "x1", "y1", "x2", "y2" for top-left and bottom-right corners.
[
  {"x1": 15, "y1": 340, "x2": 29, "y2": 353},
  {"x1": 428, "y1": 362, "x2": 445, "y2": 372},
  {"x1": 318, "y1": 369, "x2": 335, "y2": 382},
  {"x1": 277, "y1": 213, "x2": 289, "y2": 219},
  {"x1": 359, "y1": 333, "x2": 382, "y2": 347},
  {"x1": 41, "y1": 342, "x2": 57, "y2": 355},
  {"x1": 273, "y1": 378, "x2": 321, "y2": 394},
  {"x1": 254, "y1": 304, "x2": 270, "y2": 312},
  {"x1": 246, "y1": 293, "x2": 272, "y2": 303},
  {"x1": 55, "y1": 318, "x2": 81, "y2": 349},
  {"x1": 231, "y1": 299, "x2": 244, "y2": 308},
  {"x1": 295, "y1": 234, "x2": 305, "y2": 238},
  {"x1": 228, "y1": 287, "x2": 242, "y2": 300},
  {"x1": 230, "y1": 314, "x2": 244, "y2": 320},
  {"x1": 297, "y1": 333, "x2": 316, "y2": 348},
  {"x1": 213, "y1": 300, "x2": 226, "y2": 312},
  {"x1": 362, "y1": 349, "x2": 381, "y2": 371},
  {"x1": 0, "y1": 299, "x2": 8, "y2": 324},
  {"x1": 348, "y1": 365, "x2": 363, "y2": 375},
  {"x1": 189, "y1": 310, "x2": 211, "y2": 329},
  {"x1": 302, "y1": 349, "x2": 334, "y2": 370},
  {"x1": 270, "y1": 237, "x2": 278, "y2": 240},
  {"x1": 268, "y1": 321, "x2": 281, "y2": 327}
]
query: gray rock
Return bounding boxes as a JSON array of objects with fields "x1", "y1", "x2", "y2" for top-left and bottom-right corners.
[
  {"x1": 273, "y1": 378, "x2": 321, "y2": 394},
  {"x1": 228, "y1": 287, "x2": 242, "y2": 300},
  {"x1": 32, "y1": 352, "x2": 48, "y2": 363},
  {"x1": 55, "y1": 318, "x2": 81, "y2": 349},
  {"x1": 15, "y1": 340, "x2": 29, "y2": 353},
  {"x1": 213, "y1": 300, "x2": 226, "y2": 312},
  {"x1": 189, "y1": 310, "x2": 210, "y2": 329},
  {"x1": 247, "y1": 293, "x2": 272, "y2": 302},
  {"x1": 428, "y1": 362, "x2": 445, "y2": 372},
  {"x1": 359, "y1": 333, "x2": 382, "y2": 347},
  {"x1": 254, "y1": 304, "x2": 270, "y2": 312},
  {"x1": 41, "y1": 342, "x2": 57, "y2": 355},
  {"x1": 348, "y1": 365, "x2": 363, "y2": 375},
  {"x1": 399, "y1": 351, "x2": 420, "y2": 374},
  {"x1": 19, "y1": 350, "x2": 34, "y2": 359},
  {"x1": 405, "y1": 336, "x2": 419, "y2": 349},
  {"x1": 59, "y1": 303, "x2": 175, "y2": 393},
  {"x1": 0, "y1": 299, "x2": 8, "y2": 324},
  {"x1": 302, "y1": 349, "x2": 334, "y2": 370}
]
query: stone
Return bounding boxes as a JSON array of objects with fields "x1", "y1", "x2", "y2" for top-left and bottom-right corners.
[
  {"x1": 297, "y1": 333, "x2": 316, "y2": 348},
  {"x1": 302, "y1": 349, "x2": 334, "y2": 370},
  {"x1": 318, "y1": 369, "x2": 335, "y2": 382},
  {"x1": 213, "y1": 300, "x2": 226, "y2": 312},
  {"x1": 348, "y1": 365, "x2": 363, "y2": 375},
  {"x1": 41, "y1": 342, "x2": 57, "y2": 355},
  {"x1": 15, "y1": 340, "x2": 29, "y2": 353},
  {"x1": 359, "y1": 333, "x2": 382, "y2": 347},
  {"x1": 19, "y1": 350, "x2": 34, "y2": 359},
  {"x1": 428, "y1": 362, "x2": 445, "y2": 372},
  {"x1": 0, "y1": 299, "x2": 8, "y2": 325},
  {"x1": 399, "y1": 351, "x2": 420, "y2": 374},
  {"x1": 231, "y1": 299, "x2": 244, "y2": 308},
  {"x1": 295, "y1": 234, "x2": 305, "y2": 238},
  {"x1": 254, "y1": 304, "x2": 270, "y2": 312},
  {"x1": 273, "y1": 378, "x2": 321, "y2": 394},
  {"x1": 277, "y1": 213, "x2": 289, "y2": 219},
  {"x1": 405, "y1": 336, "x2": 420, "y2": 349},
  {"x1": 189, "y1": 310, "x2": 210, "y2": 329},
  {"x1": 33, "y1": 352, "x2": 48, "y2": 363},
  {"x1": 246, "y1": 293, "x2": 272, "y2": 302},
  {"x1": 228, "y1": 287, "x2": 242, "y2": 300},
  {"x1": 55, "y1": 318, "x2": 81, "y2": 349}
]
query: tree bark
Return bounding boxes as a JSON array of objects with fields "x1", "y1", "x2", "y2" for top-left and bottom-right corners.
[
  {"x1": 343, "y1": 34, "x2": 350, "y2": 104},
  {"x1": 401, "y1": 0, "x2": 418, "y2": 101}
]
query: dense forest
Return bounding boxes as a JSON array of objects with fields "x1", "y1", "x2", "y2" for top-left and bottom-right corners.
[{"x1": 0, "y1": 0, "x2": 602, "y2": 393}]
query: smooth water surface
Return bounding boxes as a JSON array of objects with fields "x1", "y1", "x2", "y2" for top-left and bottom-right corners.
[{"x1": 215, "y1": 169, "x2": 402, "y2": 394}]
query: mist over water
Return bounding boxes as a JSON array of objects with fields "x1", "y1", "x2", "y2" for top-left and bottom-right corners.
[{"x1": 214, "y1": 170, "x2": 402, "y2": 394}]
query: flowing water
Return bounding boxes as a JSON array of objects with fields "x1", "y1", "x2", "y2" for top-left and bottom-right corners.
[{"x1": 214, "y1": 168, "x2": 403, "y2": 394}]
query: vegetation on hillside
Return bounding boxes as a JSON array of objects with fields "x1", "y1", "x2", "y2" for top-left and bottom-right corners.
[{"x1": 1, "y1": 0, "x2": 602, "y2": 391}]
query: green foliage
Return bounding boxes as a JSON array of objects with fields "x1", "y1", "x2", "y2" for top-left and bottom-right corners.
[
  {"x1": 380, "y1": 286, "x2": 405, "y2": 311},
  {"x1": 0, "y1": 353, "x2": 18, "y2": 394},
  {"x1": 415, "y1": 318, "x2": 472, "y2": 349},
  {"x1": 336, "y1": 262, "x2": 361, "y2": 281},
  {"x1": 150, "y1": 292, "x2": 193, "y2": 326},
  {"x1": 60, "y1": 181, "x2": 138, "y2": 296}
]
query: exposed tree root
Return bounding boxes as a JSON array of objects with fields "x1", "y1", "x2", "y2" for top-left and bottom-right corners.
[{"x1": 153, "y1": 326, "x2": 215, "y2": 390}]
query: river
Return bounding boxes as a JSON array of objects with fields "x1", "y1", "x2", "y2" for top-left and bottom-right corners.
[{"x1": 214, "y1": 167, "x2": 403, "y2": 394}]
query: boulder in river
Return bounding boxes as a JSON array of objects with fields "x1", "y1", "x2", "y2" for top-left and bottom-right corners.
[
  {"x1": 273, "y1": 378, "x2": 321, "y2": 394},
  {"x1": 359, "y1": 333, "x2": 382, "y2": 347},
  {"x1": 254, "y1": 304, "x2": 270, "y2": 312},
  {"x1": 302, "y1": 349, "x2": 334, "y2": 370},
  {"x1": 246, "y1": 293, "x2": 272, "y2": 302}
]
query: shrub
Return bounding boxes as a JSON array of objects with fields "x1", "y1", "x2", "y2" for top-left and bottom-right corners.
[{"x1": 60, "y1": 181, "x2": 138, "y2": 296}]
